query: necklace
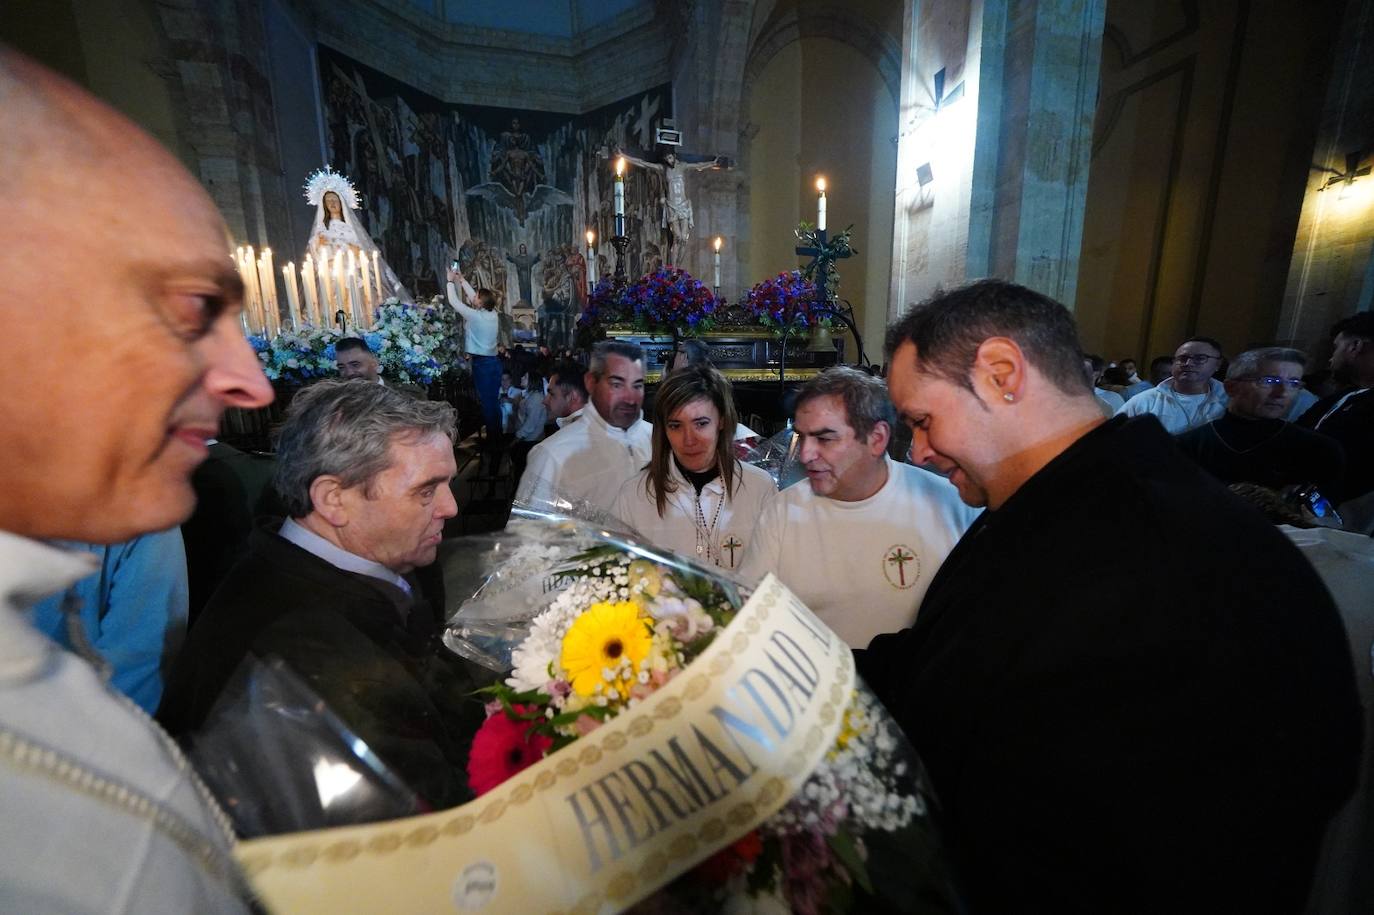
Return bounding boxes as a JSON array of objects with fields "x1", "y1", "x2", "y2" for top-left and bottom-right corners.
[
  {"x1": 1209, "y1": 420, "x2": 1287, "y2": 455},
  {"x1": 693, "y1": 488, "x2": 725, "y2": 565}
]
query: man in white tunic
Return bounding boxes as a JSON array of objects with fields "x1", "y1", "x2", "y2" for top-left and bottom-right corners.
[
  {"x1": 0, "y1": 50, "x2": 274, "y2": 911},
  {"x1": 741, "y1": 367, "x2": 979, "y2": 647},
  {"x1": 516, "y1": 341, "x2": 652, "y2": 514},
  {"x1": 1117, "y1": 337, "x2": 1228, "y2": 433}
]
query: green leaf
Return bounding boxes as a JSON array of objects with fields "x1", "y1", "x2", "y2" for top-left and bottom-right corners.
[{"x1": 827, "y1": 829, "x2": 873, "y2": 894}]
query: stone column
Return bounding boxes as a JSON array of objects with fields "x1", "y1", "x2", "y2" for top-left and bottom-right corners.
[{"x1": 891, "y1": 0, "x2": 1105, "y2": 315}]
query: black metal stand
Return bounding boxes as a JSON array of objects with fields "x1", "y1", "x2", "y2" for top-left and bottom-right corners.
[{"x1": 612, "y1": 235, "x2": 629, "y2": 282}]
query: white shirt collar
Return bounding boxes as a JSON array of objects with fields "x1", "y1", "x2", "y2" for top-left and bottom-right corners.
[
  {"x1": 279, "y1": 518, "x2": 411, "y2": 595},
  {"x1": 556, "y1": 406, "x2": 585, "y2": 429}
]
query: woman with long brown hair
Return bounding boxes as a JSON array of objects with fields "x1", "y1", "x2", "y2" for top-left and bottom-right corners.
[{"x1": 612, "y1": 365, "x2": 774, "y2": 573}]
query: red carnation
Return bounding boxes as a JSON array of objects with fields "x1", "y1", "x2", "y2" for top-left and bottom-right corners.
[
  {"x1": 695, "y1": 830, "x2": 765, "y2": 884},
  {"x1": 467, "y1": 705, "x2": 553, "y2": 795}
]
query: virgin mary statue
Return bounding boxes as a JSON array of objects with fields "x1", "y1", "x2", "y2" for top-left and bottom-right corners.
[{"x1": 303, "y1": 165, "x2": 410, "y2": 302}]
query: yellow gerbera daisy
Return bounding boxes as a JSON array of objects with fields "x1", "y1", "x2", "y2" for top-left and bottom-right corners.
[{"x1": 560, "y1": 601, "x2": 653, "y2": 699}]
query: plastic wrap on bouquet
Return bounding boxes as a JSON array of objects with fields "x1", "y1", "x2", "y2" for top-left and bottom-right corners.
[
  {"x1": 741, "y1": 426, "x2": 808, "y2": 491},
  {"x1": 235, "y1": 513, "x2": 962, "y2": 913},
  {"x1": 186, "y1": 658, "x2": 421, "y2": 837}
]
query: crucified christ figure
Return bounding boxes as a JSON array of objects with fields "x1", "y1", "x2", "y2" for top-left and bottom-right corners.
[{"x1": 617, "y1": 147, "x2": 726, "y2": 265}]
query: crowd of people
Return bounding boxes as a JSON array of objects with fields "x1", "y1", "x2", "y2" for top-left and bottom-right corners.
[{"x1": 2, "y1": 48, "x2": 1371, "y2": 913}]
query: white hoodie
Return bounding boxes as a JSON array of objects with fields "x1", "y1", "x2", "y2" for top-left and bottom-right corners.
[{"x1": 1117, "y1": 377, "x2": 1228, "y2": 434}]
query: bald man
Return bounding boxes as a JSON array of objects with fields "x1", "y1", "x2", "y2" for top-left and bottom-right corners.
[{"x1": 0, "y1": 50, "x2": 272, "y2": 910}]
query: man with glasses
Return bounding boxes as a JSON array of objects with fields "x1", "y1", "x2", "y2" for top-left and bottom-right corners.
[
  {"x1": 1118, "y1": 336, "x2": 1228, "y2": 433},
  {"x1": 1177, "y1": 347, "x2": 1344, "y2": 497}
]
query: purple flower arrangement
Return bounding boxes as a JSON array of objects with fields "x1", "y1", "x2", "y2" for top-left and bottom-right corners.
[
  {"x1": 745, "y1": 270, "x2": 831, "y2": 334},
  {"x1": 577, "y1": 268, "x2": 720, "y2": 338}
]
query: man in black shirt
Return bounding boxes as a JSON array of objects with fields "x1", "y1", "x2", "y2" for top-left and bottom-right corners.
[
  {"x1": 1178, "y1": 346, "x2": 1344, "y2": 497},
  {"x1": 868, "y1": 280, "x2": 1361, "y2": 913},
  {"x1": 1298, "y1": 313, "x2": 1374, "y2": 510}
]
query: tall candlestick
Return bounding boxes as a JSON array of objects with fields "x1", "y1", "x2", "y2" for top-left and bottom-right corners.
[
  {"x1": 318, "y1": 253, "x2": 335, "y2": 318},
  {"x1": 350, "y1": 271, "x2": 365, "y2": 329},
  {"x1": 371, "y1": 251, "x2": 382, "y2": 303},
  {"x1": 258, "y1": 253, "x2": 280, "y2": 337},
  {"x1": 586, "y1": 229, "x2": 597, "y2": 287},
  {"x1": 614, "y1": 157, "x2": 626, "y2": 238},
  {"x1": 712, "y1": 236, "x2": 722, "y2": 291},
  {"x1": 301, "y1": 255, "x2": 319, "y2": 325},
  {"x1": 816, "y1": 176, "x2": 827, "y2": 232},
  {"x1": 283, "y1": 263, "x2": 301, "y2": 330}
]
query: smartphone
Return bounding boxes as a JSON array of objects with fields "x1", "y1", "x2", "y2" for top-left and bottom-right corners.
[{"x1": 450, "y1": 259, "x2": 460, "y2": 271}]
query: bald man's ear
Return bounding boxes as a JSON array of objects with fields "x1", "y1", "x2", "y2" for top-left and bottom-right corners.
[{"x1": 308, "y1": 475, "x2": 349, "y2": 527}]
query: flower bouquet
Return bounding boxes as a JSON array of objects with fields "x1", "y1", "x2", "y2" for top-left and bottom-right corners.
[
  {"x1": 624, "y1": 266, "x2": 720, "y2": 337},
  {"x1": 233, "y1": 507, "x2": 961, "y2": 913},
  {"x1": 745, "y1": 270, "x2": 829, "y2": 336},
  {"x1": 248, "y1": 298, "x2": 458, "y2": 386}
]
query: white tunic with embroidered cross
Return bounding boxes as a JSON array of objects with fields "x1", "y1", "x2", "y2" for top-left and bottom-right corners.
[
  {"x1": 739, "y1": 456, "x2": 981, "y2": 648},
  {"x1": 612, "y1": 461, "x2": 776, "y2": 573}
]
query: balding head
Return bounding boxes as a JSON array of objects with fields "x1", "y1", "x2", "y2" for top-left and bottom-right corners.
[{"x1": 0, "y1": 50, "x2": 273, "y2": 542}]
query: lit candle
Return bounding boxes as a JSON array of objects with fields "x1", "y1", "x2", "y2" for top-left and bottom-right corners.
[
  {"x1": 257, "y1": 253, "x2": 278, "y2": 337},
  {"x1": 359, "y1": 250, "x2": 374, "y2": 311},
  {"x1": 301, "y1": 255, "x2": 319, "y2": 325},
  {"x1": 262, "y1": 247, "x2": 277, "y2": 317},
  {"x1": 712, "y1": 236, "x2": 722, "y2": 290},
  {"x1": 243, "y1": 245, "x2": 265, "y2": 335},
  {"x1": 350, "y1": 271, "x2": 366, "y2": 328},
  {"x1": 816, "y1": 176, "x2": 827, "y2": 232},
  {"x1": 371, "y1": 251, "x2": 382, "y2": 302},
  {"x1": 283, "y1": 263, "x2": 301, "y2": 330},
  {"x1": 318, "y1": 253, "x2": 335, "y2": 318},
  {"x1": 614, "y1": 157, "x2": 626, "y2": 238},
  {"x1": 333, "y1": 251, "x2": 346, "y2": 324},
  {"x1": 586, "y1": 229, "x2": 597, "y2": 286}
]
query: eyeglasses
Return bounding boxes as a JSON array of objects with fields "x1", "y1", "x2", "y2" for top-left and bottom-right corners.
[
  {"x1": 1247, "y1": 376, "x2": 1304, "y2": 390},
  {"x1": 1173, "y1": 353, "x2": 1219, "y2": 365}
]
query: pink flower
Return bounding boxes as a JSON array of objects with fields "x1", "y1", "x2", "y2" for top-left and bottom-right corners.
[{"x1": 466, "y1": 705, "x2": 552, "y2": 795}]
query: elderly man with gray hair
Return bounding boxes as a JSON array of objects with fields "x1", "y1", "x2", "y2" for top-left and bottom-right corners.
[
  {"x1": 159, "y1": 381, "x2": 484, "y2": 810},
  {"x1": 739, "y1": 367, "x2": 979, "y2": 647},
  {"x1": 1176, "y1": 346, "x2": 1345, "y2": 498}
]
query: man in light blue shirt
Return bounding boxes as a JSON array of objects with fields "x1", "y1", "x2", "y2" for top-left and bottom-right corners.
[{"x1": 28, "y1": 528, "x2": 188, "y2": 714}]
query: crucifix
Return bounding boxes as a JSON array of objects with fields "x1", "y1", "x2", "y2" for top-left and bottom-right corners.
[
  {"x1": 615, "y1": 121, "x2": 731, "y2": 268},
  {"x1": 722, "y1": 536, "x2": 743, "y2": 568},
  {"x1": 886, "y1": 547, "x2": 916, "y2": 587}
]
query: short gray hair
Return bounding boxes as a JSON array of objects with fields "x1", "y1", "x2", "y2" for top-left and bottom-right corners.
[
  {"x1": 589, "y1": 340, "x2": 644, "y2": 377},
  {"x1": 1225, "y1": 347, "x2": 1307, "y2": 381},
  {"x1": 274, "y1": 380, "x2": 457, "y2": 518},
  {"x1": 795, "y1": 366, "x2": 895, "y2": 441}
]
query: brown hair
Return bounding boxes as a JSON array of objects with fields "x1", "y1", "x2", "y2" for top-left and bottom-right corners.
[
  {"x1": 475, "y1": 288, "x2": 498, "y2": 311},
  {"x1": 644, "y1": 365, "x2": 739, "y2": 518}
]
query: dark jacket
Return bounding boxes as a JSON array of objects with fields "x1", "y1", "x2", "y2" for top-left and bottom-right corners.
[
  {"x1": 858, "y1": 416, "x2": 1361, "y2": 913},
  {"x1": 1297, "y1": 387, "x2": 1374, "y2": 502},
  {"x1": 159, "y1": 525, "x2": 488, "y2": 809}
]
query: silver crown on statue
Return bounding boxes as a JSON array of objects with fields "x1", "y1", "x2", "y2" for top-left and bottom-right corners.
[{"x1": 302, "y1": 165, "x2": 360, "y2": 208}]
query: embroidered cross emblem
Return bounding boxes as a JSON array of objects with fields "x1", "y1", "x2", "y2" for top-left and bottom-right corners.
[
  {"x1": 722, "y1": 536, "x2": 743, "y2": 567},
  {"x1": 883, "y1": 546, "x2": 918, "y2": 589}
]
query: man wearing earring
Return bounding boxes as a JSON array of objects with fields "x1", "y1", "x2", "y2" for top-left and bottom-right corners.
[
  {"x1": 1177, "y1": 347, "x2": 1344, "y2": 496},
  {"x1": 1118, "y1": 336, "x2": 1228, "y2": 433}
]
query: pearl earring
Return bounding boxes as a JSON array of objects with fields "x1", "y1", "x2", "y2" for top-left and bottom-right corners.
[{"x1": 1003, "y1": 392, "x2": 1015, "y2": 403}]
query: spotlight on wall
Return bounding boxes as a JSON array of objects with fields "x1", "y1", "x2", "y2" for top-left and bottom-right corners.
[
  {"x1": 916, "y1": 162, "x2": 935, "y2": 187},
  {"x1": 1316, "y1": 150, "x2": 1370, "y2": 192}
]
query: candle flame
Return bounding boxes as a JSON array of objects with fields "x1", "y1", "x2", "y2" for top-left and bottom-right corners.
[
  {"x1": 816, "y1": 176, "x2": 827, "y2": 193},
  {"x1": 713, "y1": 236, "x2": 722, "y2": 251},
  {"x1": 586, "y1": 229, "x2": 595, "y2": 245},
  {"x1": 615, "y1": 157, "x2": 626, "y2": 177}
]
